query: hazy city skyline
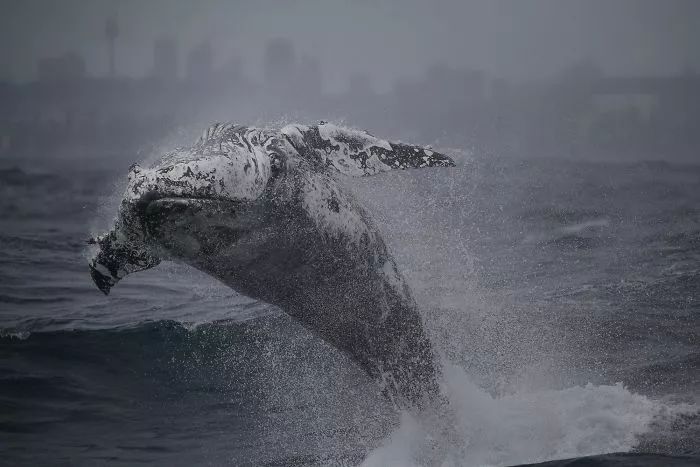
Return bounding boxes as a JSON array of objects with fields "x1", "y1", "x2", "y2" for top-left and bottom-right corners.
[{"x1": 1, "y1": 0, "x2": 699, "y2": 91}]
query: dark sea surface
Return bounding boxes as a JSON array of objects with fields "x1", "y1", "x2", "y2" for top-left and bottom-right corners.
[{"x1": 1, "y1": 149, "x2": 698, "y2": 466}]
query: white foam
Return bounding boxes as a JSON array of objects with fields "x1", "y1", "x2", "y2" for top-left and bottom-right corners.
[
  {"x1": 362, "y1": 364, "x2": 696, "y2": 467},
  {"x1": 560, "y1": 218, "x2": 610, "y2": 235},
  {"x1": 523, "y1": 217, "x2": 610, "y2": 245}
]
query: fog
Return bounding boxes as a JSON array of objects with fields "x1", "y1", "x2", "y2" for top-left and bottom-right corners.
[
  {"x1": 3, "y1": 0, "x2": 699, "y2": 87},
  {"x1": 1, "y1": 0, "x2": 699, "y2": 164},
  {"x1": 2, "y1": 2, "x2": 700, "y2": 464}
]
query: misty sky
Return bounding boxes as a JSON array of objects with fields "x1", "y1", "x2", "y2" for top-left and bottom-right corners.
[{"x1": 1, "y1": 0, "x2": 698, "y2": 91}]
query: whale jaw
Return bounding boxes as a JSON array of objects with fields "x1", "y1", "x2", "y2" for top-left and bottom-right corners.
[
  {"x1": 89, "y1": 263, "x2": 116, "y2": 295},
  {"x1": 88, "y1": 237, "x2": 159, "y2": 296}
]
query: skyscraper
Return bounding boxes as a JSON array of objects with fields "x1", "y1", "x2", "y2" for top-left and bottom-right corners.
[{"x1": 105, "y1": 16, "x2": 118, "y2": 78}]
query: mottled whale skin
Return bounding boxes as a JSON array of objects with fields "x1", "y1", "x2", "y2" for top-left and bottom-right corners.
[{"x1": 89, "y1": 122, "x2": 454, "y2": 409}]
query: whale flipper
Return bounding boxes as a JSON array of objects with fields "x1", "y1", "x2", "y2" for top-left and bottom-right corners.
[{"x1": 282, "y1": 122, "x2": 454, "y2": 177}]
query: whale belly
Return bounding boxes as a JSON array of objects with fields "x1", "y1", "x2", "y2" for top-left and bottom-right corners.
[{"x1": 144, "y1": 196, "x2": 440, "y2": 405}]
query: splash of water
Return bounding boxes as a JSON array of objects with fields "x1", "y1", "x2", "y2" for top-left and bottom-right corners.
[{"x1": 362, "y1": 363, "x2": 696, "y2": 467}]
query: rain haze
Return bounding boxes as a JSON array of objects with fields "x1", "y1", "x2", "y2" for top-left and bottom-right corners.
[
  {"x1": 1, "y1": 1, "x2": 699, "y2": 466},
  {"x1": 2, "y1": 0, "x2": 700, "y2": 88},
  {"x1": 2, "y1": 0, "x2": 699, "y2": 163}
]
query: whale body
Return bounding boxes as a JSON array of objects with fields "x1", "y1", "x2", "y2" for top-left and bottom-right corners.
[{"x1": 89, "y1": 122, "x2": 455, "y2": 409}]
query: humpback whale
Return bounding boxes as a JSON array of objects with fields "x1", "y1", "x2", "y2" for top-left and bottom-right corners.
[{"x1": 89, "y1": 121, "x2": 455, "y2": 409}]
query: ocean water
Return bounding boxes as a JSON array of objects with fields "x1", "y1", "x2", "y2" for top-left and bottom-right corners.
[{"x1": 0, "y1": 149, "x2": 698, "y2": 466}]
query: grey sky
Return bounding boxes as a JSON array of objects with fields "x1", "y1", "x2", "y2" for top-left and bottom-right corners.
[{"x1": 1, "y1": 0, "x2": 698, "y2": 91}]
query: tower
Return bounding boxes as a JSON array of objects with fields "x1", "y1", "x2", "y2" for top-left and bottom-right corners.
[{"x1": 105, "y1": 16, "x2": 118, "y2": 78}]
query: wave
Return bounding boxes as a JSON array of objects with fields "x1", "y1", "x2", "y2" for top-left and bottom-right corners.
[
  {"x1": 2, "y1": 322, "x2": 698, "y2": 466},
  {"x1": 363, "y1": 364, "x2": 698, "y2": 467},
  {"x1": 518, "y1": 207, "x2": 608, "y2": 224},
  {"x1": 0, "y1": 316, "x2": 265, "y2": 342},
  {"x1": 522, "y1": 217, "x2": 611, "y2": 248},
  {"x1": 655, "y1": 229, "x2": 700, "y2": 255},
  {"x1": 516, "y1": 453, "x2": 700, "y2": 467},
  {"x1": 0, "y1": 166, "x2": 54, "y2": 186}
]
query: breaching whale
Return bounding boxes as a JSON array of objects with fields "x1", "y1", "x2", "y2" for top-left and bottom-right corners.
[{"x1": 89, "y1": 121, "x2": 455, "y2": 409}]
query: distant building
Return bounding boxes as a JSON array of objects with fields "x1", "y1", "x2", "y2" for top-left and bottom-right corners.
[
  {"x1": 218, "y1": 55, "x2": 242, "y2": 82},
  {"x1": 153, "y1": 37, "x2": 178, "y2": 81},
  {"x1": 37, "y1": 52, "x2": 86, "y2": 82},
  {"x1": 425, "y1": 63, "x2": 485, "y2": 102},
  {"x1": 105, "y1": 16, "x2": 119, "y2": 78},
  {"x1": 186, "y1": 41, "x2": 214, "y2": 82},
  {"x1": 591, "y1": 76, "x2": 700, "y2": 122},
  {"x1": 347, "y1": 73, "x2": 373, "y2": 96},
  {"x1": 593, "y1": 93, "x2": 657, "y2": 122},
  {"x1": 264, "y1": 38, "x2": 296, "y2": 89}
]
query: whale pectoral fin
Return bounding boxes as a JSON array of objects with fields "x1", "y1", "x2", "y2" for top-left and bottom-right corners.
[
  {"x1": 367, "y1": 142, "x2": 455, "y2": 173},
  {"x1": 282, "y1": 122, "x2": 455, "y2": 177}
]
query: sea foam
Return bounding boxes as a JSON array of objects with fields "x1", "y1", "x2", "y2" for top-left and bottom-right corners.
[{"x1": 362, "y1": 363, "x2": 696, "y2": 467}]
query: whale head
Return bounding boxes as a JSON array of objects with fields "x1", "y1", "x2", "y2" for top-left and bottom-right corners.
[
  {"x1": 89, "y1": 141, "x2": 282, "y2": 294},
  {"x1": 88, "y1": 121, "x2": 455, "y2": 297}
]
